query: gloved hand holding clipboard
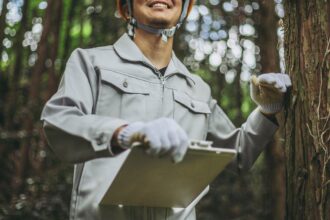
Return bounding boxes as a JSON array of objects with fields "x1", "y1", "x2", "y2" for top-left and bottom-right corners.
[{"x1": 100, "y1": 140, "x2": 236, "y2": 208}]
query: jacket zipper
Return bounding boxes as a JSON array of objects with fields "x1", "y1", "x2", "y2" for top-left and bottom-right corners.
[
  {"x1": 157, "y1": 70, "x2": 166, "y2": 116},
  {"x1": 141, "y1": 61, "x2": 168, "y2": 117}
]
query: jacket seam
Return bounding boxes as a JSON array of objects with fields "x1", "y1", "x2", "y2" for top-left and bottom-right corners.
[
  {"x1": 98, "y1": 66, "x2": 161, "y2": 84},
  {"x1": 71, "y1": 163, "x2": 85, "y2": 220},
  {"x1": 172, "y1": 88, "x2": 208, "y2": 103}
]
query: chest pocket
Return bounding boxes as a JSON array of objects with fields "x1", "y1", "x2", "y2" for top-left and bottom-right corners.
[
  {"x1": 96, "y1": 68, "x2": 150, "y2": 122},
  {"x1": 173, "y1": 90, "x2": 211, "y2": 140}
]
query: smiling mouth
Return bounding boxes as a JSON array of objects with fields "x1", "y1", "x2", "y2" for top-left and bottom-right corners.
[{"x1": 149, "y1": 2, "x2": 170, "y2": 9}]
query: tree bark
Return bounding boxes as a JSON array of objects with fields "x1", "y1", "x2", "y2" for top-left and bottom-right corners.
[
  {"x1": 46, "y1": 0, "x2": 63, "y2": 100},
  {"x1": 254, "y1": 1, "x2": 285, "y2": 220},
  {"x1": 256, "y1": 1, "x2": 280, "y2": 72},
  {"x1": 283, "y1": 1, "x2": 330, "y2": 220}
]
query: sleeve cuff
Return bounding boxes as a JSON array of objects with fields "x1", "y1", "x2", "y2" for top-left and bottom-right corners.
[
  {"x1": 91, "y1": 118, "x2": 128, "y2": 156},
  {"x1": 247, "y1": 108, "x2": 279, "y2": 138}
]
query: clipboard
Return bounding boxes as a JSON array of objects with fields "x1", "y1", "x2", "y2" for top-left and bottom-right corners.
[{"x1": 100, "y1": 141, "x2": 236, "y2": 208}]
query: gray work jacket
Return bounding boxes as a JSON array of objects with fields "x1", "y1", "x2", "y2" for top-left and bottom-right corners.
[{"x1": 41, "y1": 33, "x2": 278, "y2": 220}]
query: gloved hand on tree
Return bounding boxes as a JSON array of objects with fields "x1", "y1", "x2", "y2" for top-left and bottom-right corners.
[
  {"x1": 250, "y1": 73, "x2": 292, "y2": 115},
  {"x1": 117, "y1": 118, "x2": 189, "y2": 163}
]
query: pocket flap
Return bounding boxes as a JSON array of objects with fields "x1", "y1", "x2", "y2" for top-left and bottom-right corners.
[
  {"x1": 100, "y1": 69, "x2": 149, "y2": 94},
  {"x1": 173, "y1": 91, "x2": 211, "y2": 114}
]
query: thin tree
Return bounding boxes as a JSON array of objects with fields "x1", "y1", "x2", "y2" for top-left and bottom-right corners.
[
  {"x1": 254, "y1": 1, "x2": 285, "y2": 219},
  {"x1": 0, "y1": 0, "x2": 9, "y2": 63}
]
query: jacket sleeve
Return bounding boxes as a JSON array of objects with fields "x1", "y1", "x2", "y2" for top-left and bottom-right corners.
[
  {"x1": 206, "y1": 98, "x2": 278, "y2": 172},
  {"x1": 40, "y1": 48, "x2": 128, "y2": 164}
]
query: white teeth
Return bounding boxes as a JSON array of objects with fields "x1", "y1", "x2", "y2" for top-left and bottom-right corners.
[{"x1": 152, "y1": 3, "x2": 168, "y2": 9}]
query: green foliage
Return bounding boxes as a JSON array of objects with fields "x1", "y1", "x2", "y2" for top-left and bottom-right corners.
[
  {"x1": 57, "y1": 0, "x2": 72, "y2": 61},
  {"x1": 241, "y1": 83, "x2": 255, "y2": 118},
  {"x1": 70, "y1": 22, "x2": 83, "y2": 37}
]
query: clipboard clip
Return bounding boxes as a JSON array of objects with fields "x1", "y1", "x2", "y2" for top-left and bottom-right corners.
[
  {"x1": 131, "y1": 139, "x2": 215, "y2": 151},
  {"x1": 189, "y1": 140, "x2": 213, "y2": 149}
]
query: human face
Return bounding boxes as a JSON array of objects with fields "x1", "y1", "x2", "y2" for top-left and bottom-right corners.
[{"x1": 132, "y1": 0, "x2": 183, "y2": 29}]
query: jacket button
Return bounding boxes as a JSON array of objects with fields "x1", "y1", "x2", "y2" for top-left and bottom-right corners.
[
  {"x1": 123, "y1": 81, "x2": 128, "y2": 88},
  {"x1": 96, "y1": 133, "x2": 106, "y2": 145},
  {"x1": 96, "y1": 139, "x2": 103, "y2": 145},
  {"x1": 191, "y1": 102, "x2": 195, "y2": 108}
]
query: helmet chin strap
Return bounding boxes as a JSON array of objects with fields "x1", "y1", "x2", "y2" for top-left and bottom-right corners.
[
  {"x1": 126, "y1": 0, "x2": 190, "y2": 43},
  {"x1": 128, "y1": 18, "x2": 181, "y2": 42}
]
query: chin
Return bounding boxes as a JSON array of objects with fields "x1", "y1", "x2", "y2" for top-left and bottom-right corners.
[
  {"x1": 148, "y1": 19, "x2": 172, "y2": 28},
  {"x1": 148, "y1": 15, "x2": 178, "y2": 28}
]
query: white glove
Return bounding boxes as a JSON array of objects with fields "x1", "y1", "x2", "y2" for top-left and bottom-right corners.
[
  {"x1": 250, "y1": 73, "x2": 292, "y2": 114},
  {"x1": 117, "y1": 118, "x2": 189, "y2": 163}
]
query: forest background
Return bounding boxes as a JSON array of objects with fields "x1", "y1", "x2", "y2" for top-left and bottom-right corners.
[{"x1": 0, "y1": 0, "x2": 329, "y2": 220}]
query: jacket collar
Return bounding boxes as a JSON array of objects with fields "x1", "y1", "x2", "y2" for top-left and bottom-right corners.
[{"x1": 113, "y1": 34, "x2": 195, "y2": 85}]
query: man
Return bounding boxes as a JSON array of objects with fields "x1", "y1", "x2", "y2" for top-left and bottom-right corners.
[{"x1": 41, "y1": 0, "x2": 291, "y2": 219}]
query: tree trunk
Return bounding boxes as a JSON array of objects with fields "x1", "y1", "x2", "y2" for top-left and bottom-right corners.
[
  {"x1": 254, "y1": 1, "x2": 285, "y2": 220},
  {"x1": 283, "y1": 1, "x2": 330, "y2": 220},
  {"x1": 234, "y1": 74, "x2": 243, "y2": 123},
  {"x1": 12, "y1": 0, "x2": 60, "y2": 193},
  {"x1": 4, "y1": 0, "x2": 30, "y2": 130},
  {"x1": 46, "y1": 0, "x2": 63, "y2": 100},
  {"x1": 0, "y1": 0, "x2": 9, "y2": 62},
  {"x1": 256, "y1": 1, "x2": 280, "y2": 72},
  {"x1": 61, "y1": 0, "x2": 79, "y2": 70}
]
